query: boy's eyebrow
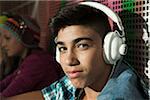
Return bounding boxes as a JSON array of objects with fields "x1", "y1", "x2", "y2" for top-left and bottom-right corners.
[
  {"x1": 56, "y1": 37, "x2": 93, "y2": 46},
  {"x1": 73, "y1": 37, "x2": 93, "y2": 43},
  {"x1": 56, "y1": 41, "x2": 64, "y2": 46}
]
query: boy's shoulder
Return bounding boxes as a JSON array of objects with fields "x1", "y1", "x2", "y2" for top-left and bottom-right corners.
[{"x1": 41, "y1": 76, "x2": 76, "y2": 100}]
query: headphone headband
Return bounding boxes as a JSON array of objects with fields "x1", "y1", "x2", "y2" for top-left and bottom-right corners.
[{"x1": 79, "y1": 1, "x2": 125, "y2": 37}]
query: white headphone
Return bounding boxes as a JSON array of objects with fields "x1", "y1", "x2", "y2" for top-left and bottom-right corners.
[
  {"x1": 56, "y1": 1, "x2": 127, "y2": 65},
  {"x1": 56, "y1": 46, "x2": 60, "y2": 63}
]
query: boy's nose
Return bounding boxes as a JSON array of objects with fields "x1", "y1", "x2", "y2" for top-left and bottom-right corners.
[{"x1": 64, "y1": 51, "x2": 80, "y2": 66}]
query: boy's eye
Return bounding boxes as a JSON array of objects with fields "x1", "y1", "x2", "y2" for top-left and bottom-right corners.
[
  {"x1": 77, "y1": 44, "x2": 89, "y2": 49},
  {"x1": 58, "y1": 47, "x2": 67, "y2": 53}
]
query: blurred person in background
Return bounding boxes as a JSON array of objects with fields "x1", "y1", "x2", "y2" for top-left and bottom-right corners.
[
  {"x1": 0, "y1": 12, "x2": 64, "y2": 97},
  {"x1": 0, "y1": 15, "x2": 19, "y2": 81}
]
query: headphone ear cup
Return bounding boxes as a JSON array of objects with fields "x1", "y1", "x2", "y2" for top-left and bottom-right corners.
[
  {"x1": 103, "y1": 32, "x2": 114, "y2": 64},
  {"x1": 103, "y1": 31, "x2": 125, "y2": 64},
  {"x1": 56, "y1": 47, "x2": 60, "y2": 63},
  {"x1": 18, "y1": 16, "x2": 40, "y2": 48},
  {"x1": 20, "y1": 29, "x2": 33, "y2": 45},
  {"x1": 20, "y1": 28, "x2": 38, "y2": 47}
]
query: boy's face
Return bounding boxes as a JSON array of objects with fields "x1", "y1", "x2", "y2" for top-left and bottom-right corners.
[
  {"x1": 56, "y1": 25, "x2": 110, "y2": 89},
  {"x1": 1, "y1": 28, "x2": 25, "y2": 57}
]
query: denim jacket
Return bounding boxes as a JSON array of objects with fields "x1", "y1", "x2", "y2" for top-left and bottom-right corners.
[{"x1": 97, "y1": 60, "x2": 147, "y2": 100}]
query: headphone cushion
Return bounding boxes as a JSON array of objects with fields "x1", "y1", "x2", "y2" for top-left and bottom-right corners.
[
  {"x1": 103, "y1": 32, "x2": 113, "y2": 64},
  {"x1": 111, "y1": 35, "x2": 122, "y2": 60},
  {"x1": 56, "y1": 47, "x2": 60, "y2": 63},
  {"x1": 103, "y1": 31, "x2": 123, "y2": 64}
]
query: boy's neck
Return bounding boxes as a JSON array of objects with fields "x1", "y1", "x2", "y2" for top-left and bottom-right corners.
[
  {"x1": 83, "y1": 64, "x2": 112, "y2": 100},
  {"x1": 83, "y1": 87, "x2": 100, "y2": 100}
]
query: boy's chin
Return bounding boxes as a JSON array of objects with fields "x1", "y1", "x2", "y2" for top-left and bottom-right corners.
[{"x1": 71, "y1": 79, "x2": 86, "y2": 88}]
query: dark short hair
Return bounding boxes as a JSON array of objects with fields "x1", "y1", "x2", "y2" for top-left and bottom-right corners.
[{"x1": 49, "y1": 4, "x2": 111, "y2": 43}]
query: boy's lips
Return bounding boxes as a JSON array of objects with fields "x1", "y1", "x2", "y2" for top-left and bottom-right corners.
[{"x1": 67, "y1": 70, "x2": 83, "y2": 79}]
